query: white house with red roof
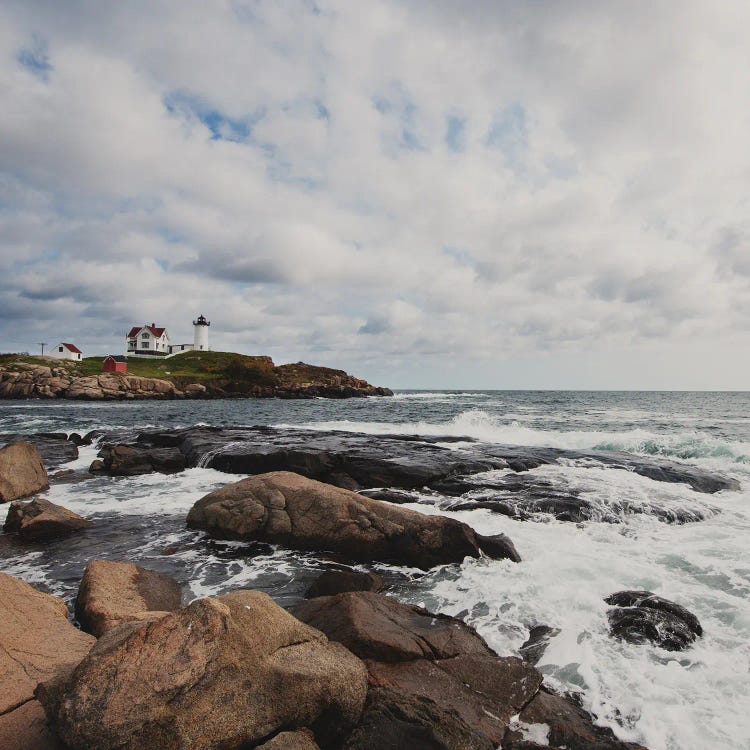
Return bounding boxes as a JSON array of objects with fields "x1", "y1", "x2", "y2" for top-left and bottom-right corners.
[
  {"x1": 126, "y1": 323, "x2": 171, "y2": 356},
  {"x1": 51, "y1": 342, "x2": 83, "y2": 361}
]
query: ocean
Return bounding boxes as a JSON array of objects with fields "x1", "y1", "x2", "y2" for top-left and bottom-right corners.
[{"x1": 1, "y1": 391, "x2": 749, "y2": 750}]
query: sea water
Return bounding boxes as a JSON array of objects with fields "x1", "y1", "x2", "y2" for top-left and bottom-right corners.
[{"x1": 1, "y1": 391, "x2": 749, "y2": 750}]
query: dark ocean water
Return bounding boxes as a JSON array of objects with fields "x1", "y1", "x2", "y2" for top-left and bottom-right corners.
[{"x1": 1, "y1": 391, "x2": 749, "y2": 750}]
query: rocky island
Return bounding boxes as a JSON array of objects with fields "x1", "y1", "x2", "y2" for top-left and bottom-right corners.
[{"x1": 0, "y1": 352, "x2": 392, "y2": 400}]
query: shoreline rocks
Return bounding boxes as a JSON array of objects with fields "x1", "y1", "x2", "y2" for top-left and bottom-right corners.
[
  {"x1": 0, "y1": 360, "x2": 392, "y2": 401},
  {"x1": 3, "y1": 498, "x2": 90, "y2": 541},
  {"x1": 75, "y1": 560, "x2": 183, "y2": 637},
  {"x1": 186, "y1": 471, "x2": 521, "y2": 569},
  {"x1": 0, "y1": 442, "x2": 49, "y2": 502}
]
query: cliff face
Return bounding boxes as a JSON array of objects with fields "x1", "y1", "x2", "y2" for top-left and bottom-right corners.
[{"x1": 0, "y1": 359, "x2": 392, "y2": 400}]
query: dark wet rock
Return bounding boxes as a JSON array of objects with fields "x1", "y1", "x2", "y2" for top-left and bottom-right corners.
[
  {"x1": 50, "y1": 468, "x2": 91, "y2": 485},
  {"x1": 359, "y1": 487, "x2": 424, "y2": 504},
  {"x1": 519, "y1": 625, "x2": 560, "y2": 665},
  {"x1": 3, "y1": 498, "x2": 91, "y2": 541},
  {"x1": 92, "y1": 444, "x2": 187, "y2": 476},
  {"x1": 0, "y1": 433, "x2": 78, "y2": 471},
  {"x1": 96, "y1": 426, "x2": 738, "y2": 501},
  {"x1": 0, "y1": 442, "x2": 49, "y2": 503},
  {"x1": 367, "y1": 655, "x2": 542, "y2": 746},
  {"x1": 304, "y1": 569, "x2": 385, "y2": 599},
  {"x1": 605, "y1": 590, "x2": 702, "y2": 651},
  {"x1": 75, "y1": 559, "x2": 183, "y2": 637},
  {"x1": 503, "y1": 687, "x2": 648, "y2": 750},
  {"x1": 187, "y1": 471, "x2": 521, "y2": 569},
  {"x1": 343, "y1": 686, "x2": 494, "y2": 750},
  {"x1": 292, "y1": 591, "x2": 495, "y2": 662},
  {"x1": 474, "y1": 532, "x2": 521, "y2": 562},
  {"x1": 38, "y1": 590, "x2": 367, "y2": 750}
]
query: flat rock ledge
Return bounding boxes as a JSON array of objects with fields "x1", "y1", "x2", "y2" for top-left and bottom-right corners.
[{"x1": 186, "y1": 471, "x2": 521, "y2": 569}]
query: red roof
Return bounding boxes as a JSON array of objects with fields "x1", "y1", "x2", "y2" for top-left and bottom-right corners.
[
  {"x1": 61, "y1": 342, "x2": 82, "y2": 353},
  {"x1": 126, "y1": 325, "x2": 166, "y2": 338}
]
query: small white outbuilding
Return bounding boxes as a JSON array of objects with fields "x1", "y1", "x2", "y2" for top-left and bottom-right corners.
[{"x1": 52, "y1": 342, "x2": 83, "y2": 361}]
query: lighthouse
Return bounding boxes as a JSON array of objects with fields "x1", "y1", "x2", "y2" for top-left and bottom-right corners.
[{"x1": 193, "y1": 314, "x2": 210, "y2": 351}]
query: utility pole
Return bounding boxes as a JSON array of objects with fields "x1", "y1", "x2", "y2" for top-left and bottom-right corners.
[{"x1": 37, "y1": 342, "x2": 48, "y2": 356}]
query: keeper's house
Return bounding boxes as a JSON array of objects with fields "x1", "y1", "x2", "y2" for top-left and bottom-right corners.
[
  {"x1": 51, "y1": 342, "x2": 82, "y2": 361},
  {"x1": 126, "y1": 324, "x2": 170, "y2": 357}
]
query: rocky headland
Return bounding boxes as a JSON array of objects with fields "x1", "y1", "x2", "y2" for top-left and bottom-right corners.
[{"x1": 0, "y1": 355, "x2": 392, "y2": 400}]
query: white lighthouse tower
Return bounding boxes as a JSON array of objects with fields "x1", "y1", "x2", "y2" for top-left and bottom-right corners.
[{"x1": 193, "y1": 314, "x2": 210, "y2": 351}]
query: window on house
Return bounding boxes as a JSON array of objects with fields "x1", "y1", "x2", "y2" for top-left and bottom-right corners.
[
  {"x1": 58, "y1": 346, "x2": 63, "y2": 352},
  {"x1": 142, "y1": 333, "x2": 149, "y2": 338},
  {"x1": 141, "y1": 341, "x2": 149, "y2": 349}
]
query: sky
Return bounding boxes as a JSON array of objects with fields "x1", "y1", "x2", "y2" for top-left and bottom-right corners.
[{"x1": 1, "y1": 1, "x2": 749, "y2": 390}]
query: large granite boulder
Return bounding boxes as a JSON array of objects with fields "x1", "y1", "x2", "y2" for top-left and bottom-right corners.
[
  {"x1": 0, "y1": 442, "x2": 49, "y2": 502},
  {"x1": 605, "y1": 590, "x2": 702, "y2": 651},
  {"x1": 0, "y1": 573, "x2": 95, "y2": 717},
  {"x1": 3, "y1": 498, "x2": 90, "y2": 541},
  {"x1": 187, "y1": 471, "x2": 520, "y2": 569},
  {"x1": 38, "y1": 590, "x2": 367, "y2": 750},
  {"x1": 75, "y1": 560, "x2": 183, "y2": 637},
  {"x1": 0, "y1": 433, "x2": 78, "y2": 471}
]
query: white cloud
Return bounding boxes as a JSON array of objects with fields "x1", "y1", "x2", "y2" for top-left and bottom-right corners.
[{"x1": 0, "y1": 0, "x2": 749, "y2": 387}]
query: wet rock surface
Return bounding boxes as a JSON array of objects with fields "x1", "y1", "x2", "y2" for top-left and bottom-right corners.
[
  {"x1": 92, "y1": 426, "x2": 738, "y2": 529},
  {"x1": 503, "y1": 688, "x2": 649, "y2": 750},
  {"x1": 0, "y1": 441, "x2": 49, "y2": 502},
  {"x1": 3, "y1": 497, "x2": 91, "y2": 541},
  {"x1": 519, "y1": 625, "x2": 561, "y2": 665},
  {"x1": 75, "y1": 559, "x2": 183, "y2": 637},
  {"x1": 187, "y1": 471, "x2": 521, "y2": 569},
  {"x1": 605, "y1": 590, "x2": 702, "y2": 651}
]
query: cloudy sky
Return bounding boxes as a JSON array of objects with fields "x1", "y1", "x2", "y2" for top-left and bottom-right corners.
[{"x1": 1, "y1": 1, "x2": 749, "y2": 389}]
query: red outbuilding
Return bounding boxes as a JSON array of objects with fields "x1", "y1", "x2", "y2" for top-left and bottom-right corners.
[{"x1": 103, "y1": 355, "x2": 127, "y2": 373}]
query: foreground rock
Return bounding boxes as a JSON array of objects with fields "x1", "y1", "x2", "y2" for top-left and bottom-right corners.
[
  {"x1": 187, "y1": 471, "x2": 521, "y2": 569},
  {"x1": 38, "y1": 590, "x2": 367, "y2": 750},
  {"x1": 257, "y1": 730, "x2": 320, "y2": 749},
  {"x1": 0, "y1": 442, "x2": 49, "y2": 502},
  {"x1": 0, "y1": 573, "x2": 94, "y2": 717},
  {"x1": 3, "y1": 498, "x2": 90, "y2": 541},
  {"x1": 75, "y1": 560, "x2": 183, "y2": 637},
  {"x1": 605, "y1": 590, "x2": 702, "y2": 651},
  {"x1": 305, "y1": 568, "x2": 385, "y2": 599}
]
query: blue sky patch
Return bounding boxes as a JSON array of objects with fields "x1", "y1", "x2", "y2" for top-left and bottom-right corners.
[{"x1": 17, "y1": 36, "x2": 52, "y2": 81}]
